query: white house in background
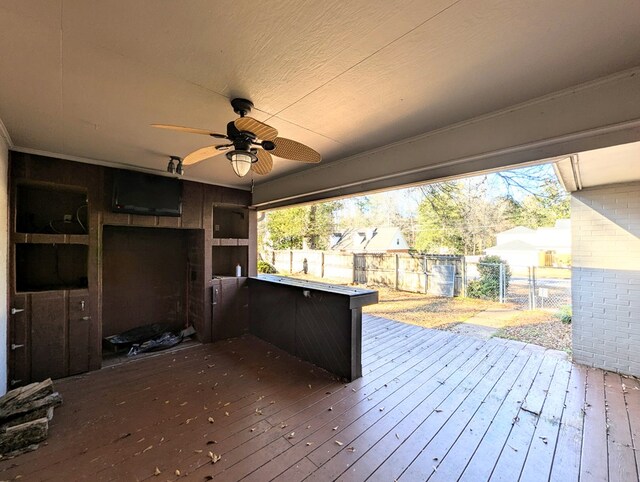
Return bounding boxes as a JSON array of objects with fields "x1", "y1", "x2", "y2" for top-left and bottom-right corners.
[
  {"x1": 330, "y1": 227, "x2": 409, "y2": 253},
  {"x1": 485, "y1": 219, "x2": 571, "y2": 267}
]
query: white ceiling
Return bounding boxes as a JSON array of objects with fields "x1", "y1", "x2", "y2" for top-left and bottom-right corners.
[{"x1": 1, "y1": 0, "x2": 639, "y2": 189}]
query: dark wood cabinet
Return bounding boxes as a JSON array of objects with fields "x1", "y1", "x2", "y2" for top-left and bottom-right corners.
[
  {"x1": 8, "y1": 151, "x2": 254, "y2": 386},
  {"x1": 211, "y1": 277, "x2": 249, "y2": 340},
  {"x1": 8, "y1": 290, "x2": 91, "y2": 386}
]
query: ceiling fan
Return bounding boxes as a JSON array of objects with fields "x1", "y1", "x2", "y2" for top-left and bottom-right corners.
[{"x1": 152, "y1": 98, "x2": 321, "y2": 177}]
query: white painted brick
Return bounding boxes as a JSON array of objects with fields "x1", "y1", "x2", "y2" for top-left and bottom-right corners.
[{"x1": 572, "y1": 181, "x2": 640, "y2": 376}]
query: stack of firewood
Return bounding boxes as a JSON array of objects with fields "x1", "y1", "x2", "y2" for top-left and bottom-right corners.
[{"x1": 0, "y1": 379, "x2": 63, "y2": 457}]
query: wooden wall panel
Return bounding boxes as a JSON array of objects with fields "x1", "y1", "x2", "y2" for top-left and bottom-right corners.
[
  {"x1": 9, "y1": 151, "x2": 253, "y2": 383},
  {"x1": 102, "y1": 226, "x2": 188, "y2": 337},
  {"x1": 68, "y1": 291, "x2": 91, "y2": 375},
  {"x1": 180, "y1": 181, "x2": 203, "y2": 228},
  {"x1": 30, "y1": 292, "x2": 66, "y2": 380}
]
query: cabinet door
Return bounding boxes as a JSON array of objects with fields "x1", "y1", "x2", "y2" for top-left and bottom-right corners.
[
  {"x1": 8, "y1": 294, "x2": 29, "y2": 388},
  {"x1": 217, "y1": 279, "x2": 238, "y2": 340},
  {"x1": 31, "y1": 291, "x2": 67, "y2": 380},
  {"x1": 68, "y1": 291, "x2": 91, "y2": 375},
  {"x1": 212, "y1": 278, "x2": 248, "y2": 340}
]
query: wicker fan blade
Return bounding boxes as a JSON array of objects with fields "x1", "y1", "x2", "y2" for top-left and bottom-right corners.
[
  {"x1": 252, "y1": 149, "x2": 273, "y2": 176},
  {"x1": 271, "y1": 137, "x2": 321, "y2": 163},
  {"x1": 234, "y1": 117, "x2": 278, "y2": 141},
  {"x1": 151, "y1": 124, "x2": 227, "y2": 139},
  {"x1": 183, "y1": 146, "x2": 224, "y2": 166}
]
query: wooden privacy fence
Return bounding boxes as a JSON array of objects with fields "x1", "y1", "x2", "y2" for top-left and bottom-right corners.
[{"x1": 261, "y1": 250, "x2": 465, "y2": 296}]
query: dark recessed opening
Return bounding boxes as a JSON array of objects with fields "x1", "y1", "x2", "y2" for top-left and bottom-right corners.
[{"x1": 16, "y1": 243, "x2": 88, "y2": 291}]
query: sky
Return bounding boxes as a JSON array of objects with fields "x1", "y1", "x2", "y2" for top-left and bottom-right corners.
[{"x1": 334, "y1": 163, "x2": 558, "y2": 221}]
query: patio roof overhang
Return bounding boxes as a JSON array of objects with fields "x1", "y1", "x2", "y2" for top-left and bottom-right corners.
[{"x1": 0, "y1": 1, "x2": 639, "y2": 203}]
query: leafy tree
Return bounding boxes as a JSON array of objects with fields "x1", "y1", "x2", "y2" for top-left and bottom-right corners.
[
  {"x1": 413, "y1": 165, "x2": 569, "y2": 254},
  {"x1": 505, "y1": 179, "x2": 570, "y2": 228},
  {"x1": 336, "y1": 193, "x2": 417, "y2": 246},
  {"x1": 414, "y1": 181, "x2": 510, "y2": 255},
  {"x1": 264, "y1": 207, "x2": 306, "y2": 249},
  {"x1": 263, "y1": 201, "x2": 341, "y2": 250},
  {"x1": 414, "y1": 182, "x2": 464, "y2": 253}
]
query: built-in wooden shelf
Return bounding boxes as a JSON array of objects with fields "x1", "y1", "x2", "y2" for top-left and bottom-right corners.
[
  {"x1": 211, "y1": 237, "x2": 249, "y2": 246},
  {"x1": 213, "y1": 206, "x2": 248, "y2": 239},
  {"x1": 13, "y1": 233, "x2": 90, "y2": 245}
]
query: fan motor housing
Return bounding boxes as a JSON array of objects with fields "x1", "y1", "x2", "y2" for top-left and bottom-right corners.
[{"x1": 231, "y1": 98, "x2": 254, "y2": 117}]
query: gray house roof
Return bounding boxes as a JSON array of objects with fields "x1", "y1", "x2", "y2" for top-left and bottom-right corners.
[{"x1": 330, "y1": 227, "x2": 408, "y2": 253}]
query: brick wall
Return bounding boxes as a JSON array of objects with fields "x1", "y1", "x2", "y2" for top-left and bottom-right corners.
[{"x1": 572, "y1": 181, "x2": 640, "y2": 375}]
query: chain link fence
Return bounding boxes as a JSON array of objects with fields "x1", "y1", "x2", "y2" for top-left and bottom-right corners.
[{"x1": 465, "y1": 262, "x2": 571, "y2": 311}]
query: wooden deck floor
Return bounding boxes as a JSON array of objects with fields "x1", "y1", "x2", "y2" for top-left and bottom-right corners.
[{"x1": 1, "y1": 315, "x2": 639, "y2": 481}]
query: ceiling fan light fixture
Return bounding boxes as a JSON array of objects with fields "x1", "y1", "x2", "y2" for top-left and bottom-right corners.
[{"x1": 226, "y1": 150, "x2": 256, "y2": 177}]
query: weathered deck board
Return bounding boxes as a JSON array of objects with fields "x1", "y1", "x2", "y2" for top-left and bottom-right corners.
[
  {"x1": 0, "y1": 315, "x2": 637, "y2": 481},
  {"x1": 580, "y1": 368, "x2": 610, "y2": 482}
]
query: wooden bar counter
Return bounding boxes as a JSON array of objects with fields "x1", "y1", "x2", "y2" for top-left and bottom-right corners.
[{"x1": 248, "y1": 275, "x2": 378, "y2": 380}]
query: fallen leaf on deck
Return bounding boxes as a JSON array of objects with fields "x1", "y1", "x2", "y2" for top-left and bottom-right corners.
[
  {"x1": 225, "y1": 412, "x2": 229, "y2": 417},
  {"x1": 194, "y1": 449, "x2": 202, "y2": 454},
  {"x1": 335, "y1": 441, "x2": 343, "y2": 446},
  {"x1": 435, "y1": 409, "x2": 443, "y2": 413},
  {"x1": 332, "y1": 426, "x2": 338, "y2": 431},
  {"x1": 328, "y1": 407, "x2": 333, "y2": 411},
  {"x1": 306, "y1": 442, "x2": 313, "y2": 446},
  {"x1": 208, "y1": 417, "x2": 214, "y2": 423},
  {"x1": 287, "y1": 432, "x2": 295, "y2": 439},
  {"x1": 308, "y1": 384, "x2": 312, "y2": 389},
  {"x1": 379, "y1": 407, "x2": 385, "y2": 412},
  {"x1": 142, "y1": 445, "x2": 153, "y2": 453},
  {"x1": 175, "y1": 469, "x2": 181, "y2": 476},
  {"x1": 154, "y1": 467, "x2": 161, "y2": 476},
  {"x1": 347, "y1": 447, "x2": 356, "y2": 452},
  {"x1": 395, "y1": 433, "x2": 399, "y2": 439},
  {"x1": 223, "y1": 402, "x2": 230, "y2": 407},
  {"x1": 180, "y1": 402, "x2": 188, "y2": 406}
]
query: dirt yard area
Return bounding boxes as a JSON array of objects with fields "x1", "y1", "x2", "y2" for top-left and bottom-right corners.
[
  {"x1": 362, "y1": 286, "x2": 501, "y2": 329},
  {"x1": 494, "y1": 310, "x2": 572, "y2": 354},
  {"x1": 363, "y1": 286, "x2": 571, "y2": 353}
]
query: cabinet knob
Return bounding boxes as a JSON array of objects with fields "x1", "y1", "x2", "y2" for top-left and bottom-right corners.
[
  {"x1": 10, "y1": 379, "x2": 23, "y2": 386},
  {"x1": 81, "y1": 316, "x2": 91, "y2": 321},
  {"x1": 10, "y1": 343, "x2": 25, "y2": 350},
  {"x1": 10, "y1": 308, "x2": 24, "y2": 315}
]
